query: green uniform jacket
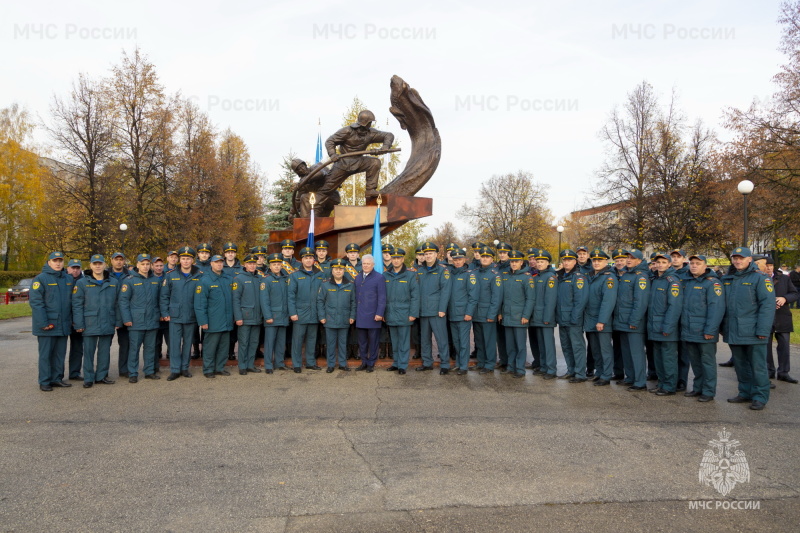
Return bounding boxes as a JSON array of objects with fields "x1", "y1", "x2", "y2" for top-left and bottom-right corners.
[
  {"x1": 613, "y1": 261, "x2": 651, "y2": 331},
  {"x1": 583, "y1": 266, "x2": 617, "y2": 332},
  {"x1": 447, "y1": 265, "x2": 478, "y2": 321},
  {"x1": 472, "y1": 265, "x2": 502, "y2": 323},
  {"x1": 288, "y1": 269, "x2": 325, "y2": 324},
  {"x1": 261, "y1": 271, "x2": 289, "y2": 327},
  {"x1": 30, "y1": 264, "x2": 74, "y2": 336},
  {"x1": 681, "y1": 268, "x2": 725, "y2": 343},
  {"x1": 556, "y1": 268, "x2": 588, "y2": 327},
  {"x1": 721, "y1": 263, "x2": 775, "y2": 344},
  {"x1": 194, "y1": 271, "x2": 234, "y2": 333},
  {"x1": 316, "y1": 277, "x2": 356, "y2": 328},
  {"x1": 119, "y1": 270, "x2": 161, "y2": 331},
  {"x1": 232, "y1": 270, "x2": 264, "y2": 325},
  {"x1": 500, "y1": 266, "x2": 535, "y2": 328},
  {"x1": 383, "y1": 265, "x2": 420, "y2": 326},
  {"x1": 159, "y1": 266, "x2": 203, "y2": 324},
  {"x1": 531, "y1": 266, "x2": 558, "y2": 327},
  {"x1": 417, "y1": 263, "x2": 452, "y2": 317},
  {"x1": 72, "y1": 271, "x2": 120, "y2": 336},
  {"x1": 647, "y1": 267, "x2": 684, "y2": 341}
]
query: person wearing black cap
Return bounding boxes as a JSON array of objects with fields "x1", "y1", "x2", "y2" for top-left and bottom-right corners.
[
  {"x1": 556, "y1": 249, "x2": 589, "y2": 383},
  {"x1": 584, "y1": 249, "x2": 618, "y2": 386},
  {"x1": 160, "y1": 246, "x2": 203, "y2": 381},
  {"x1": 446, "y1": 248, "x2": 478, "y2": 375},
  {"x1": 315, "y1": 240, "x2": 332, "y2": 276},
  {"x1": 381, "y1": 243, "x2": 395, "y2": 272},
  {"x1": 196, "y1": 243, "x2": 213, "y2": 272},
  {"x1": 165, "y1": 250, "x2": 179, "y2": 274},
  {"x1": 471, "y1": 246, "x2": 502, "y2": 374},
  {"x1": 416, "y1": 242, "x2": 452, "y2": 372},
  {"x1": 609, "y1": 248, "x2": 628, "y2": 380},
  {"x1": 232, "y1": 255, "x2": 265, "y2": 375},
  {"x1": 613, "y1": 249, "x2": 651, "y2": 391},
  {"x1": 494, "y1": 241, "x2": 513, "y2": 370},
  {"x1": 280, "y1": 239, "x2": 300, "y2": 274},
  {"x1": 195, "y1": 255, "x2": 234, "y2": 378},
  {"x1": 318, "y1": 258, "x2": 356, "y2": 372},
  {"x1": 383, "y1": 248, "x2": 420, "y2": 374},
  {"x1": 646, "y1": 252, "x2": 684, "y2": 395},
  {"x1": 107, "y1": 252, "x2": 131, "y2": 377},
  {"x1": 498, "y1": 250, "x2": 535, "y2": 378},
  {"x1": 64, "y1": 258, "x2": 85, "y2": 381},
  {"x1": 529, "y1": 249, "x2": 558, "y2": 379},
  {"x1": 344, "y1": 243, "x2": 362, "y2": 277},
  {"x1": 222, "y1": 242, "x2": 241, "y2": 360},
  {"x1": 722, "y1": 246, "x2": 775, "y2": 410},
  {"x1": 119, "y1": 254, "x2": 162, "y2": 382},
  {"x1": 73, "y1": 254, "x2": 119, "y2": 388},
  {"x1": 764, "y1": 255, "x2": 799, "y2": 384},
  {"x1": 251, "y1": 246, "x2": 268, "y2": 275},
  {"x1": 288, "y1": 247, "x2": 325, "y2": 372},
  {"x1": 262, "y1": 253, "x2": 290, "y2": 373},
  {"x1": 681, "y1": 254, "x2": 725, "y2": 401},
  {"x1": 30, "y1": 252, "x2": 74, "y2": 391}
]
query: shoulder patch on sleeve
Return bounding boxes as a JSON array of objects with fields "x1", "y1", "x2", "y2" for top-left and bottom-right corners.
[
  {"x1": 443, "y1": 269, "x2": 450, "y2": 279},
  {"x1": 196, "y1": 285, "x2": 202, "y2": 294},
  {"x1": 72, "y1": 285, "x2": 78, "y2": 294},
  {"x1": 32, "y1": 281, "x2": 41, "y2": 290},
  {"x1": 121, "y1": 284, "x2": 128, "y2": 292},
  {"x1": 765, "y1": 278, "x2": 773, "y2": 292},
  {"x1": 548, "y1": 277, "x2": 555, "y2": 289}
]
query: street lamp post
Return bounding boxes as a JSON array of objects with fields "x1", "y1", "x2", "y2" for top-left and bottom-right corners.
[
  {"x1": 737, "y1": 180, "x2": 754, "y2": 247},
  {"x1": 557, "y1": 225, "x2": 564, "y2": 254},
  {"x1": 119, "y1": 223, "x2": 128, "y2": 259}
]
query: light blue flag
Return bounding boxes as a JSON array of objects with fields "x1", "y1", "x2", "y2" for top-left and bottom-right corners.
[
  {"x1": 372, "y1": 205, "x2": 382, "y2": 273},
  {"x1": 315, "y1": 132, "x2": 323, "y2": 164}
]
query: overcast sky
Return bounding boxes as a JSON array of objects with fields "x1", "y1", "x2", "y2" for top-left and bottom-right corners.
[{"x1": 1, "y1": 0, "x2": 785, "y2": 237}]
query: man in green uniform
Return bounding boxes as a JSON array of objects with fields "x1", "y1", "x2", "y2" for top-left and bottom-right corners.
[
  {"x1": 499, "y1": 250, "x2": 535, "y2": 378},
  {"x1": 723, "y1": 247, "x2": 775, "y2": 410},
  {"x1": 530, "y1": 249, "x2": 558, "y2": 379},
  {"x1": 262, "y1": 253, "x2": 290, "y2": 373},
  {"x1": 119, "y1": 254, "x2": 162, "y2": 383},
  {"x1": 288, "y1": 247, "x2": 324, "y2": 372},
  {"x1": 232, "y1": 254, "x2": 264, "y2": 375},
  {"x1": 556, "y1": 249, "x2": 589, "y2": 382},
  {"x1": 384, "y1": 248, "x2": 420, "y2": 375},
  {"x1": 471, "y1": 246, "x2": 502, "y2": 374},
  {"x1": 584, "y1": 249, "x2": 618, "y2": 386},
  {"x1": 646, "y1": 252, "x2": 684, "y2": 396},
  {"x1": 682, "y1": 254, "x2": 725, "y2": 401},
  {"x1": 30, "y1": 251, "x2": 74, "y2": 391},
  {"x1": 447, "y1": 248, "x2": 478, "y2": 375},
  {"x1": 614, "y1": 249, "x2": 651, "y2": 391},
  {"x1": 317, "y1": 258, "x2": 356, "y2": 372},
  {"x1": 194, "y1": 255, "x2": 234, "y2": 378}
]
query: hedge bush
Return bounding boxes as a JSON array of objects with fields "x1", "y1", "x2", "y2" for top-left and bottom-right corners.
[{"x1": 0, "y1": 271, "x2": 41, "y2": 287}]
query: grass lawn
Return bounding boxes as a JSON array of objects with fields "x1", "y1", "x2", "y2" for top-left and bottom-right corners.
[
  {"x1": 792, "y1": 309, "x2": 800, "y2": 345},
  {"x1": 0, "y1": 302, "x2": 32, "y2": 320}
]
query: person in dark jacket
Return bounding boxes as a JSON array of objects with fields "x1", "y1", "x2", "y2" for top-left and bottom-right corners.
[
  {"x1": 646, "y1": 253, "x2": 684, "y2": 395},
  {"x1": 472, "y1": 246, "x2": 502, "y2": 374},
  {"x1": 494, "y1": 241, "x2": 513, "y2": 370},
  {"x1": 613, "y1": 249, "x2": 651, "y2": 391},
  {"x1": 119, "y1": 254, "x2": 162, "y2": 382},
  {"x1": 261, "y1": 254, "x2": 290, "y2": 373},
  {"x1": 65, "y1": 258, "x2": 85, "y2": 381},
  {"x1": 530, "y1": 249, "x2": 558, "y2": 379},
  {"x1": 288, "y1": 247, "x2": 324, "y2": 372},
  {"x1": 416, "y1": 242, "x2": 452, "y2": 372},
  {"x1": 107, "y1": 252, "x2": 131, "y2": 377},
  {"x1": 584, "y1": 249, "x2": 618, "y2": 386},
  {"x1": 789, "y1": 264, "x2": 800, "y2": 309},
  {"x1": 383, "y1": 248, "x2": 420, "y2": 374},
  {"x1": 354, "y1": 254, "x2": 387, "y2": 371},
  {"x1": 195, "y1": 255, "x2": 234, "y2": 378},
  {"x1": 232, "y1": 254, "x2": 265, "y2": 375},
  {"x1": 681, "y1": 255, "x2": 725, "y2": 401},
  {"x1": 318, "y1": 258, "x2": 356, "y2": 372},
  {"x1": 722, "y1": 247, "x2": 776, "y2": 410},
  {"x1": 499, "y1": 250, "x2": 535, "y2": 378},
  {"x1": 447, "y1": 248, "x2": 478, "y2": 375},
  {"x1": 765, "y1": 256, "x2": 799, "y2": 383},
  {"x1": 30, "y1": 252, "x2": 74, "y2": 391},
  {"x1": 72, "y1": 255, "x2": 119, "y2": 387},
  {"x1": 556, "y1": 249, "x2": 589, "y2": 382},
  {"x1": 160, "y1": 247, "x2": 203, "y2": 381}
]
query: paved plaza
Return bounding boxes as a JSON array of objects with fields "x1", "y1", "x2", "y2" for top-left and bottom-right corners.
[{"x1": 0, "y1": 316, "x2": 798, "y2": 532}]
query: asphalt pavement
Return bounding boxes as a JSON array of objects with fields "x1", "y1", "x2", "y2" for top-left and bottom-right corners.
[{"x1": 0, "y1": 316, "x2": 798, "y2": 532}]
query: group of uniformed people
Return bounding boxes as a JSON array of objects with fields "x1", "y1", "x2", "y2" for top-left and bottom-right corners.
[{"x1": 29, "y1": 239, "x2": 779, "y2": 410}]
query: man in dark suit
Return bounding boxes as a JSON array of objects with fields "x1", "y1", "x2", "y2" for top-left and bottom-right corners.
[
  {"x1": 765, "y1": 256, "x2": 798, "y2": 383},
  {"x1": 354, "y1": 254, "x2": 386, "y2": 372}
]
